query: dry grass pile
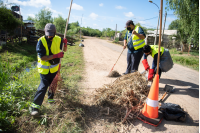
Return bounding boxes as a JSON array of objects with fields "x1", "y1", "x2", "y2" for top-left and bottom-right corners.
[
  {"x1": 95, "y1": 71, "x2": 149, "y2": 122},
  {"x1": 107, "y1": 70, "x2": 121, "y2": 77}
]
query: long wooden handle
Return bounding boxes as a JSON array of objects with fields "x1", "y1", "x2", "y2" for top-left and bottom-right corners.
[
  {"x1": 61, "y1": 0, "x2": 73, "y2": 52},
  {"x1": 159, "y1": 92, "x2": 167, "y2": 102},
  {"x1": 59, "y1": 0, "x2": 73, "y2": 65},
  {"x1": 109, "y1": 34, "x2": 133, "y2": 74}
]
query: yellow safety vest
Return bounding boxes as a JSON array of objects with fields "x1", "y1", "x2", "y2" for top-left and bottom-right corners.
[
  {"x1": 37, "y1": 35, "x2": 61, "y2": 74},
  {"x1": 127, "y1": 26, "x2": 146, "y2": 50},
  {"x1": 150, "y1": 45, "x2": 165, "y2": 58}
]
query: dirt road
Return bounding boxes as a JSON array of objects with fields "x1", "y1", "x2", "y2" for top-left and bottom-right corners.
[{"x1": 81, "y1": 36, "x2": 199, "y2": 132}]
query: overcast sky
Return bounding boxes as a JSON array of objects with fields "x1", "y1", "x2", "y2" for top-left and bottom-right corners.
[{"x1": 5, "y1": 0, "x2": 177, "y2": 31}]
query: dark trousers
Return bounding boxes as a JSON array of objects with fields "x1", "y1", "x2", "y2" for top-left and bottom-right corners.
[
  {"x1": 33, "y1": 71, "x2": 57, "y2": 106},
  {"x1": 125, "y1": 51, "x2": 143, "y2": 74}
]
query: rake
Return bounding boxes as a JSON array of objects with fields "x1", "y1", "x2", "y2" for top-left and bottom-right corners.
[{"x1": 49, "y1": 0, "x2": 73, "y2": 93}]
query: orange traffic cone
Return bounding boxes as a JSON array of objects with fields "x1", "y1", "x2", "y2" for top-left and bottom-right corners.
[
  {"x1": 142, "y1": 74, "x2": 159, "y2": 118},
  {"x1": 137, "y1": 74, "x2": 163, "y2": 126}
]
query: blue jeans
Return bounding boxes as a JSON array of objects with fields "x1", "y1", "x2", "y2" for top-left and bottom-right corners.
[
  {"x1": 125, "y1": 51, "x2": 143, "y2": 74},
  {"x1": 32, "y1": 71, "x2": 57, "y2": 107}
]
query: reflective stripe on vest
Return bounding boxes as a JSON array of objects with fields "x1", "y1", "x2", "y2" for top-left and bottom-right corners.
[
  {"x1": 127, "y1": 26, "x2": 146, "y2": 50},
  {"x1": 146, "y1": 98, "x2": 158, "y2": 107},
  {"x1": 150, "y1": 45, "x2": 165, "y2": 58},
  {"x1": 37, "y1": 62, "x2": 59, "y2": 69},
  {"x1": 37, "y1": 35, "x2": 61, "y2": 74}
]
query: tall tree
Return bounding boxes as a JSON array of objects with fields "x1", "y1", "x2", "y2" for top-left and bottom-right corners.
[
  {"x1": 53, "y1": 15, "x2": 66, "y2": 34},
  {"x1": 34, "y1": 8, "x2": 53, "y2": 30},
  {"x1": 0, "y1": 6, "x2": 22, "y2": 32},
  {"x1": 166, "y1": 0, "x2": 199, "y2": 45}
]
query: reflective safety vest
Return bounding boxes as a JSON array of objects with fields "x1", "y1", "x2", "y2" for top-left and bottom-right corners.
[
  {"x1": 37, "y1": 35, "x2": 61, "y2": 74},
  {"x1": 150, "y1": 45, "x2": 165, "y2": 58},
  {"x1": 127, "y1": 26, "x2": 146, "y2": 50}
]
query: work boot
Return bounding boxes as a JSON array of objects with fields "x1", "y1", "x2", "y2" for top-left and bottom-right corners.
[{"x1": 31, "y1": 107, "x2": 39, "y2": 116}]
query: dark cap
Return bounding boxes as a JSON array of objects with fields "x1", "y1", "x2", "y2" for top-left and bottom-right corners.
[
  {"x1": 125, "y1": 20, "x2": 134, "y2": 28},
  {"x1": 44, "y1": 23, "x2": 56, "y2": 36}
]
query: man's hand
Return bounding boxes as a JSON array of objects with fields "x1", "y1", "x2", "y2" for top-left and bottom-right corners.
[
  {"x1": 148, "y1": 69, "x2": 154, "y2": 81},
  {"x1": 63, "y1": 38, "x2": 68, "y2": 47},
  {"x1": 132, "y1": 30, "x2": 137, "y2": 35},
  {"x1": 53, "y1": 52, "x2": 64, "y2": 59},
  {"x1": 123, "y1": 45, "x2": 127, "y2": 49}
]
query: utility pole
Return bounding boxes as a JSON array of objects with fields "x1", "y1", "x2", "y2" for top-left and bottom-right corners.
[
  {"x1": 154, "y1": 10, "x2": 160, "y2": 45},
  {"x1": 114, "y1": 24, "x2": 117, "y2": 40},
  {"x1": 19, "y1": 5, "x2": 22, "y2": 42},
  {"x1": 162, "y1": 12, "x2": 167, "y2": 47},
  {"x1": 80, "y1": 14, "x2": 83, "y2": 39}
]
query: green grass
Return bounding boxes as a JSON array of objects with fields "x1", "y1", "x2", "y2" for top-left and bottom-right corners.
[
  {"x1": 169, "y1": 48, "x2": 199, "y2": 71},
  {"x1": 0, "y1": 40, "x2": 85, "y2": 132}
]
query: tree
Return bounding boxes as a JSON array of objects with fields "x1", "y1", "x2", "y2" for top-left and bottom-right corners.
[
  {"x1": 27, "y1": 16, "x2": 35, "y2": 22},
  {"x1": 0, "y1": 6, "x2": 22, "y2": 32},
  {"x1": 34, "y1": 8, "x2": 53, "y2": 30},
  {"x1": 168, "y1": 19, "x2": 180, "y2": 30},
  {"x1": 53, "y1": 15, "x2": 66, "y2": 34},
  {"x1": 166, "y1": 0, "x2": 199, "y2": 45}
]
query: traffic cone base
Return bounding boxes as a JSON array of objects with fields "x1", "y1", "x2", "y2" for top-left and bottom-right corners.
[{"x1": 137, "y1": 110, "x2": 163, "y2": 127}]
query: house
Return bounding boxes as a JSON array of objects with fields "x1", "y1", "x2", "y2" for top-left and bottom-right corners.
[{"x1": 145, "y1": 30, "x2": 177, "y2": 46}]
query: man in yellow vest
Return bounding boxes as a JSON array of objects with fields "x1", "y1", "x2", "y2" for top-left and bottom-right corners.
[
  {"x1": 123, "y1": 20, "x2": 146, "y2": 75},
  {"x1": 142, "y1": 45, "x2": 173, "y2": 80},
  {"x1": 31, "y1": 23, "x2": 68, "y2": 116}
]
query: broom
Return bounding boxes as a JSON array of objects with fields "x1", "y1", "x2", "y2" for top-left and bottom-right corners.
[
  {"x1": 108, "y1": 33, "x2": 133, "y2": 76},
  {"x1": 49, "y1": 0, "x2": 73, "y2": 93}
]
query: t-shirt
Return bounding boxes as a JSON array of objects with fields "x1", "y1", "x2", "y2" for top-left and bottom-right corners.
[
  {"x1": 36, "y1": 36, "x2": 63, "y2": 58},
  {"x1": 124, "y1": 27, "x2": 146, "y2": 53}
]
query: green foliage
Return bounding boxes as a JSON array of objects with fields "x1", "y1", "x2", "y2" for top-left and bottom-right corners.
[
  {"x1": 81, "y1": 27, "x2": 102, "y2": 37},
  {"x1": 113, "y1": 37, "x2": 119, "y2": 43},
  {"x1": 102, "y1": 28, "x2": 115, "y2": 37},
  {"x1": 168, "y1": 19, "x2": 180, "y2": 30},
  {"x1": 0, "y1": 42, "x2": 38, "y2": 132},
  {"x1": 147, "y1": 28, "x2": 155, "y2": 31},
  {"x1": 53, "y1": 15, "x2": 66, "y2": 34},
  {"x1": 34, "y1": 8, "x2": 53, "y2": 30},
  {"x1": 166, "y1": 0, "x2": 199, "y2": 45},
  {"x1": 0, "y1": 7, "x2": 22, "y2": 32}
]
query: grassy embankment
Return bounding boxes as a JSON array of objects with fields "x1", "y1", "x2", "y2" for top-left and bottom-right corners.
[
  {"x1": 169, "y1": 48, "x2": 199, "y2": 71},
  {"x1": 0, "y1": 40, "x2": 85, "y2": 132}
]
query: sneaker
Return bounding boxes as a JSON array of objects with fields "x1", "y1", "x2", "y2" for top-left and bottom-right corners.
[
  {"x1": 122, "y1": 72, "x2": 129, "y2": 75},
  {"x1": 31, "y1": 108, "x2": 39, "y2": 116},
  {"x1": 48, "y1": 99, "x2": 55, "y2": 104}
]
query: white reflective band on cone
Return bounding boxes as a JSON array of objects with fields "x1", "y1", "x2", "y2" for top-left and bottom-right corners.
[{"x1": 146, "y1": 98, "x2": 158, "y2": 107}]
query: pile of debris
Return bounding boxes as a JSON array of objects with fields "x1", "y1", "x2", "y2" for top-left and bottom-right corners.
[{"x1": 94, "y1": 71, "x2": 150, "y2": 121}]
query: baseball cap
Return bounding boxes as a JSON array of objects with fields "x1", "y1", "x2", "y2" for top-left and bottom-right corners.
[
  {"x1": 44, "y1": 23, "x2": 56, "y2": 36},
  {"x1": 125, "y1": 20, "x2": 133, "y2": 28}
]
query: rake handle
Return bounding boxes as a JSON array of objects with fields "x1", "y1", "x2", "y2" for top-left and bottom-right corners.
[{"x1": 109, "y1": 33, "x2": 133, "y2": 74}]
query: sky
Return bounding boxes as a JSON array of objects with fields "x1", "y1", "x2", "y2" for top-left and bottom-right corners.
[{"x1": 4, "y1": 0, "x2": 178, "y2": 31}]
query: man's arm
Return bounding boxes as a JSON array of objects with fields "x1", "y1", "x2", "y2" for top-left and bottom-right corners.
[
  {"x1": 132, "y1": 30, "x2": 145, "y2": 39},
  {"x1": 132, "y1": 27, "x2": 146, "y2": 40},
  {"x1": 123, "y1": 31, "x2": 127, "y2": 49}
]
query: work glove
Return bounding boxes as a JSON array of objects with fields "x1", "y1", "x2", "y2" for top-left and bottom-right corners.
[
  {"x1": 63, "y1": 38, "x2": 68, "y2": 47},
  {"x1": 142, "y1": 59, "x2": 150, "y2": 71},
  {"x1": 53, "y1": 52, "x2": 64, "y2": 59},
  {"x1": 148, "y1": 69, "x2": 154, "y2": 81}
]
